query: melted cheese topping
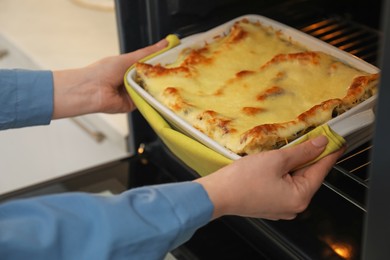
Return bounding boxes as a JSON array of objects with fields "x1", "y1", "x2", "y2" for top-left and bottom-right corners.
[{"x1": 135, "y1": 19, "x2": 379, "y2": 155}]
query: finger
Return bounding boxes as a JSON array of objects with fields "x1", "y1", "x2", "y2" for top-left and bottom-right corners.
[
  {"x1": 309, "y1": 146, "x2": 345, "y2": 172},
  {"x1": 280, "y1": 135, "x2": 329, "y2": 172},
  {"x1": 298, "y1": 146, "x2": 345, "y2": 179},
  {"x1": 125, "y1": 39, "x2": 168, "y2": 64},
  {"x1": 293, "y1": 146, "x2": 346, "y2": 194}
]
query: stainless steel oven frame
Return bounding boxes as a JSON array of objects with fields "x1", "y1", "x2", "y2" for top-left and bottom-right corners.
[{"x1": 363, "y1": 0, "x2": 390, "y2": 258}]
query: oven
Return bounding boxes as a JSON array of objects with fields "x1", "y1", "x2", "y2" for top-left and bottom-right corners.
[{"x1": 115, "y1": 0, "x2": 390, "y2": 259}]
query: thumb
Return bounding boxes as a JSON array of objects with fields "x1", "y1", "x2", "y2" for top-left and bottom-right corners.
[
  {"x1": 281, "y1": 135, "x2": 329, "y2": 171},
  {"x1": 125, "y1": 39, "x2": 168, "y2": 65}
]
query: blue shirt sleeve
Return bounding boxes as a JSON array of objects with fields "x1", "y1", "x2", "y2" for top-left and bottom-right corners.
[
  {"x1": 0, "y1": 182, "x2": 213, "y2": 260},
  {"x1": 0, "y1": 70, "x2": 214, "y2": 259},
  {"x1": 0, "y1": 69, "x2": 53, "y2": 130}
]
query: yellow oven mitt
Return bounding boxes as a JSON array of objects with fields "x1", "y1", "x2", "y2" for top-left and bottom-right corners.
[
  {"x1": 283, "y1": 124, "x2": 346, "y2": 169},
  {"x1": 127, "y1": 85, "x2": 232, "y2": 176}
]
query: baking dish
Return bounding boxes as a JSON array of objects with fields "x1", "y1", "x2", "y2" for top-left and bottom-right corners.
[{"x1": 124, "y1": 14, "x2": 379, "y2": 175}]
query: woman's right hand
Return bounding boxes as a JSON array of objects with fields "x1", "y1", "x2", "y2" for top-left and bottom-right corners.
[{"x1": 195, "y1": 135, "x2": 345, "y2": 220}]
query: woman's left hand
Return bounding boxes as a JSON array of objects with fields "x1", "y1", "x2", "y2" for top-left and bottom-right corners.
[{"x1": 52, "y1": 39, "x2": 167, "y2": 119}]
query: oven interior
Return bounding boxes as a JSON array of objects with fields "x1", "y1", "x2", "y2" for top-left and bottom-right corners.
[{"x1": 116, "y1": 0, "x2": 386, "y2": 259}]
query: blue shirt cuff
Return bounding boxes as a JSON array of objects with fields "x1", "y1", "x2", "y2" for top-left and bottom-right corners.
[
  {"x1": 0, "y1": 69, "x2": 53, "y2": 129},
  {"x1": 153, "y1": 182, "x2": 214, "y2": 249}
]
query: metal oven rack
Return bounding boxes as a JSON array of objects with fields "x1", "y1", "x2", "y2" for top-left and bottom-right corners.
[{"x1": 295, "y1": 17, "x2": 379, "y2": 212}]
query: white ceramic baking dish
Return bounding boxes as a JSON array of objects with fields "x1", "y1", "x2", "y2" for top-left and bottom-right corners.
[{"x1": 126, "y1": 14, "x2": 379, "y2": 161}]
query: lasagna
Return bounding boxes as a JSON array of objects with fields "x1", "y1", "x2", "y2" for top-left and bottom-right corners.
[{"x1": 134, "y1": 18, "x2": 379, "y2": 155}]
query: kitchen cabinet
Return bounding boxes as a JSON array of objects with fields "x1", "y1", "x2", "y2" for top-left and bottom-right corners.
[{"x1": 0, "y1": 0, "x2": 131, "y2": 195}]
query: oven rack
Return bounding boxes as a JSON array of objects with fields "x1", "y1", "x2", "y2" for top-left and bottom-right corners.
[
  {"x1": 295, "y1": 16, "x2": 379, "y2": 211},
  {"x1": 300, "y1": 17, "x2": 380, "y2": 64}
]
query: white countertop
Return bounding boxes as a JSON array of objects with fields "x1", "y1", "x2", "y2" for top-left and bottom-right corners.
[{"x1": 0, "y1": 0, "x2": 129, "y2": 136}]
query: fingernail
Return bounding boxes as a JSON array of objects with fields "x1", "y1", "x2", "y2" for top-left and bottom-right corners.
[{"x1": 311, "y1": 135, "x2": 328, "y2": 148}]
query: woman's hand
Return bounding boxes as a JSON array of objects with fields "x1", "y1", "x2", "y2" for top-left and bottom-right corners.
[
  {"x1": 52, "y1": 39, "x2": 168, "y2": 119},
  {"x1": 195, "y1": 135, "x2": 345, "y2": 220}
]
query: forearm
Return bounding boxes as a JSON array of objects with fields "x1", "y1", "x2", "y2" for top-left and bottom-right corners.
[
  {"x1": 52, "y1": 68, "x2": 100, "y2": 119},
  {"x1": 194, "y1": 166, "x2": 236, "y2": 220}
]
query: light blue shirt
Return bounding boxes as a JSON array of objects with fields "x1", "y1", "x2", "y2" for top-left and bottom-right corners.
[{"x1": 0, "y1": 69, "x2": 213, "y2": 260}]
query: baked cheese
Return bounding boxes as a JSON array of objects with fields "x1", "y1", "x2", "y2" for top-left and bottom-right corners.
[{"x1": 135, "y1": 19, "x2": 379, "y2": 155}]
